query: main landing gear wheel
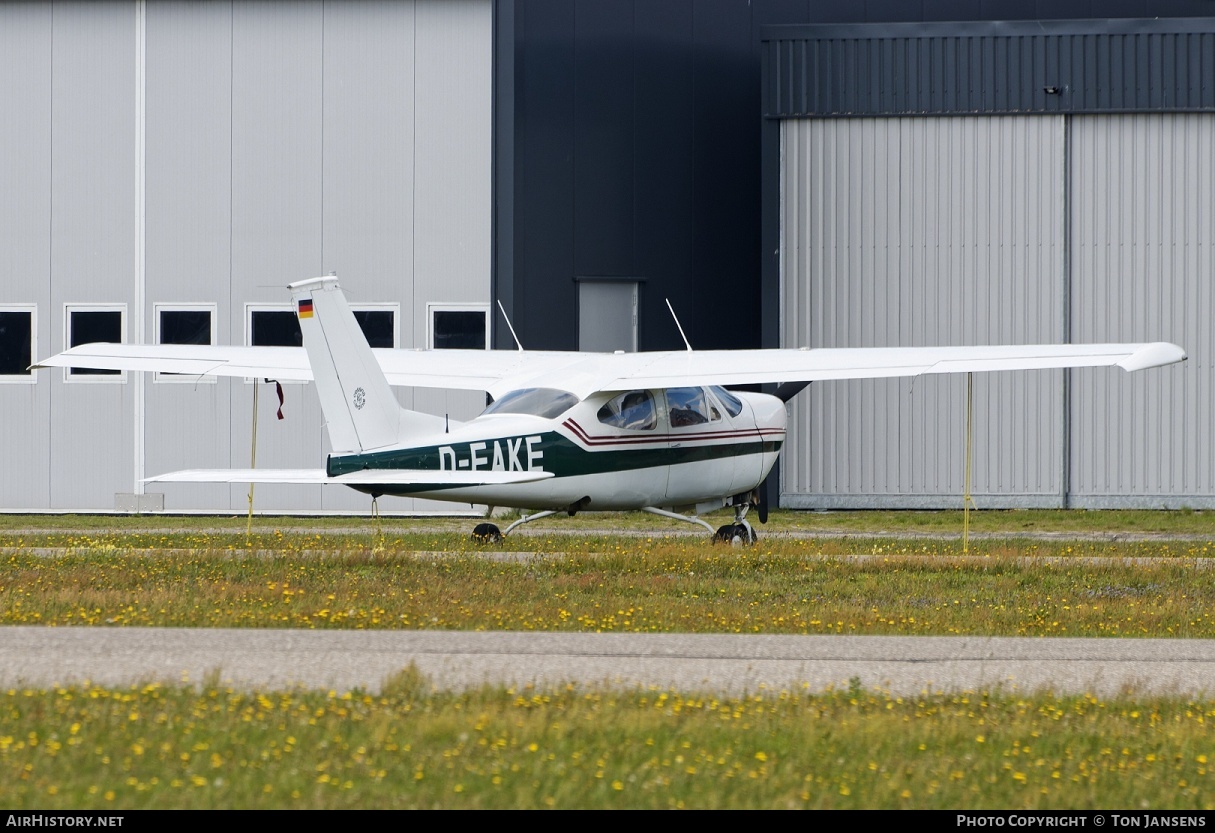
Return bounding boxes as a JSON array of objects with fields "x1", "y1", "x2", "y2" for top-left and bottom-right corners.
[
  {"x1": 471, "y1": 522, "x2": 503, "y2": 544},
  {"x1": 713, "y1": 523, "x2": 757, "y2": 546}
]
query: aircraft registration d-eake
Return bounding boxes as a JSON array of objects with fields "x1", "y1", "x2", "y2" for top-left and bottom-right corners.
[{"x1": 36, "y1": 276, "x2": 1186, "y2": 543}]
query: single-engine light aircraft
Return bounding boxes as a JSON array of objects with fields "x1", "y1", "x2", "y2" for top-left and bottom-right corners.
[{"x1": 36, "y1": 276, "x2": 1186, "y2": 543}]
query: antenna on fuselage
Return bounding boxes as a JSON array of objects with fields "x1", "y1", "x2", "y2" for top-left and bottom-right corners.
[
  {"x1": 665, "y1": 298, "x2": 693, "y2": 352},
  {"x1": 497, "y1": 300, "x2": 525, "y2": 351}
]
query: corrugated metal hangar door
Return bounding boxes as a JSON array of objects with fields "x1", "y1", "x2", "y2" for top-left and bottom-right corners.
[
  {"x1": 1068, "y1": 115, "x2": 1215, "y2": 507},
  {"x1": 780, "y1": 113, "x2": 1211, "y2": 509},
  {"x1": 781, "y1": 116, "x2": 1067, "y2": 509}
]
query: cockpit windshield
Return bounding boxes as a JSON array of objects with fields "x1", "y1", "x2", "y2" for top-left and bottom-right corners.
[{"x1": 481, "y1": 388, "x2": 579, "y2": 419}]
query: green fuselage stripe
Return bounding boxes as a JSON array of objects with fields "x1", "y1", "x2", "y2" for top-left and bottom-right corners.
[{"x1": 327, "y1": 431, "x2": 782, "y2": 493}]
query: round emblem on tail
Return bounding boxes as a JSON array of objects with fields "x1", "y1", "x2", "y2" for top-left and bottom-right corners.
[{"x1": 353, "y1": 387, "x2": 366, "y2": 410}]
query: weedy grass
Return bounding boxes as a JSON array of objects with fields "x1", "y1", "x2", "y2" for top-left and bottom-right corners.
[
  {"x1": 3, "y1": 534, "x2": 1215, "y2": 635},
  {"x1": 1, "y1": 672, "x2": 1212, "y2": 810},
  {"x1": 3, "y1": 512, "x2": 1215, "y2": 809},
  {"x1": 2, "y1": 506, "x2": 1215, "y2": 537}
]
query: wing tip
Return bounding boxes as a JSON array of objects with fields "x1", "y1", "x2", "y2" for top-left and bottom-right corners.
[{"x1": 1118, "y1": 342, "x2": 1187, "y2": 372}]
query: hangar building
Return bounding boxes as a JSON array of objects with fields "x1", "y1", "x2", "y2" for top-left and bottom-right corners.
[
  {"x1": 1, "y1": 1, "x2": 1212, "y2": 513},
  {"x1": 763, "y1": 19, "x2": 1215, "y2": 508}
]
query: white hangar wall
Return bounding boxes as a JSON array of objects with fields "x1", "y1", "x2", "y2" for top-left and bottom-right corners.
[
  {"x1": 0, "y1": 0, "x2": 492, "y2": 513},
  {"x1": 779, "y1": 113, "x2": 1212, "y2": 509}
]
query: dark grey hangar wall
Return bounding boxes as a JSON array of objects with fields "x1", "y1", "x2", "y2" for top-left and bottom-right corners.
[
  {"x1": 497, "y1": 1, "x2": 1215, "y2": 509},
  {"x1": 494, "y1": 0, "x2": 1215, "y2": 353}
]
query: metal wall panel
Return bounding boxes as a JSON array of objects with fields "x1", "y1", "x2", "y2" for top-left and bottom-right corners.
[
  {"x1": 226, "y1": 0, "x2": 326, "y2": 512},
  {"x1": 0, "y1": 0, "x2": 493, "y2": 513},
  {"x1": 412, "y1": 0, "x2": 492, "y2": 314},
  {"x1": 48, "y1": 2, "x2": 138, "y2": 509},
  {"x1": 503, "y1": 0, "x2": 766, "y2": 354},
  {"x1": 573, "y1": 0, "x2": 635, "y2": 280},
  {"x1": 781, "y1": 116, "x2": 1066, "y2": 508},
  {"x1": 0, "y1": 2, "x2": 52, "y2": 509},
  {"x1": 144, "y1": 0, "x2": 234, "y2": 512},
  {"x1": 410, "y1": 0, "x2": 494, "y2": 480},
  {"x1": 505, "y1": 0, "x2": 577, "y2": 350},
  {"x1": 321, "y1": 0, "x2": 415, "y2": 314},
  {"x1": 319, "y1": 0, "x2": 417, "y2": 513},
  {"x1": 763, "y1": 19, "x2": 1215, "y2": 119},
  {"x1": 1069, "y1": 113, "x2": 1214, "y2": 506},
  {"x1": 633, "y1": 1, "x2": 695, "y2": 353}
]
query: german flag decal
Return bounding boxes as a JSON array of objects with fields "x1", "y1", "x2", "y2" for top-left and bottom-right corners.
[{"x1": 297, "y1": 299, "x2": 314, "y2": 319}]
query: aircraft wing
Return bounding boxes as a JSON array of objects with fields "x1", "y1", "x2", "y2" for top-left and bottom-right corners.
[
  {"x1": 34, "y1": 344, "x2": 316, "y2": 381},
  {"x1": 449, "y1": 341, "x2": 1186, "y2": 399},
  {"x1": 37, "y1": 340, "x2": 1185, "y2": 401},
  {"x1": 144, "y1": 468, "x2": 554, "y2": 485},
  {"x1": 577, "y1": 342, "x2": 1188, "y2": 397}
]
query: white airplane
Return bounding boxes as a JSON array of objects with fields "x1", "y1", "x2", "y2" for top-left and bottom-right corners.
[{"x1": 36, "y1": 276, "x2": 1186, "y2": 543}]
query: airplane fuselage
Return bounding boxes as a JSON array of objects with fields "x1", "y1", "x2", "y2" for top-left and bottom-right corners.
[{"x1": 326, "y1": 386, "x2": 786, "y2": 511}]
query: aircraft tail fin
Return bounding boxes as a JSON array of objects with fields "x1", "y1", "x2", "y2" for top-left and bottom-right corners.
[{"x1": 289, "y1": 276, "x2": 443, "y2": 453}]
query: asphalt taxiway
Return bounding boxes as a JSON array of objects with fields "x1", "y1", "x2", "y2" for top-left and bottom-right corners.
[{"x1": 3, "y1": 627, "x2": 1214, "y2": 697}]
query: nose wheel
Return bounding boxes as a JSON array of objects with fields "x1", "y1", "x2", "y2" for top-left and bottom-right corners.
[
  {"x1": 713, "y1": 522, "x2": 757, "y2": 545},
  {"x1": 713, "y1": 494, "x2": 759, "y2": 546}
]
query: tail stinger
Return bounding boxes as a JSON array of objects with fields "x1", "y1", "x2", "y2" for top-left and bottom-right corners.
[{"x1": 289, "y1": 276, "x2": 445, "y2": 453}]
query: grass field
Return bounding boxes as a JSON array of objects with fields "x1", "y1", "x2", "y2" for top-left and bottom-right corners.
[
  {"x1": 3, "y1": 676, "x2": 1213, "y2": 810},
  {"x1": 2, "y1": 506, "x2": 1214, "y2": 537},
  {"x1": 2, "y1": 509, "x2": 1214, "y2": 809}
]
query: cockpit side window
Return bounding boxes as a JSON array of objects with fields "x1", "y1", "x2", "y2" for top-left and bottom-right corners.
[
  {"x1": 709, "y1": 385, "x2": 743, "y2": 417},
  {"x1": 666, "y1": 386, "x2": 719, "y2": 428},
  {"x1": 597, "y1": 390, "x2": 656, "y2": 430}
]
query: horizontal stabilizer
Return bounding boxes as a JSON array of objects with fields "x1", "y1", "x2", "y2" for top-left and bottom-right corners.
[{"x1": 143, "y1": 468, "x2": 554, "y2": 486}]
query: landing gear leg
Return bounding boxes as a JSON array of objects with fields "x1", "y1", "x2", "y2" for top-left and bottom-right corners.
[
  {"x1": 502, "y1": 510, "x2": 558, "y2": 537},
  {"x1": 641, "y1": 506, "x2": 716, "y2": 534},
  {"x1": 471, "y1": 509, "x2": 560, "y2": 544}
]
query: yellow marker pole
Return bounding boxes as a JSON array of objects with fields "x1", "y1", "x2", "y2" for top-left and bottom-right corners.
[
  {"x1": 247, "y1": 380, "x2": 259, "y2": 541},
  {"x1": 963, "y1": 372, "x2": 973, "y2": 553}
]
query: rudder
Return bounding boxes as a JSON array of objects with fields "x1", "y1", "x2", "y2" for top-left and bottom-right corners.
[{"x1": 289, "y1": 276, "x2": 444, "y2": 453}]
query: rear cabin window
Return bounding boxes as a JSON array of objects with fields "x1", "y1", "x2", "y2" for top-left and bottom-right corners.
[
  {"x1": 597, "y1": 390, "x2": 656, "y2": 430},
  {"x1": 482, "y1": 388, "x2": 578, "y2": 419}
]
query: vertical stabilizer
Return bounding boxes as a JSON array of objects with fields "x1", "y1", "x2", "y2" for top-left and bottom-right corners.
[{"x1": 290, "y1": 277, "x2": 442, "y2": 453}]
